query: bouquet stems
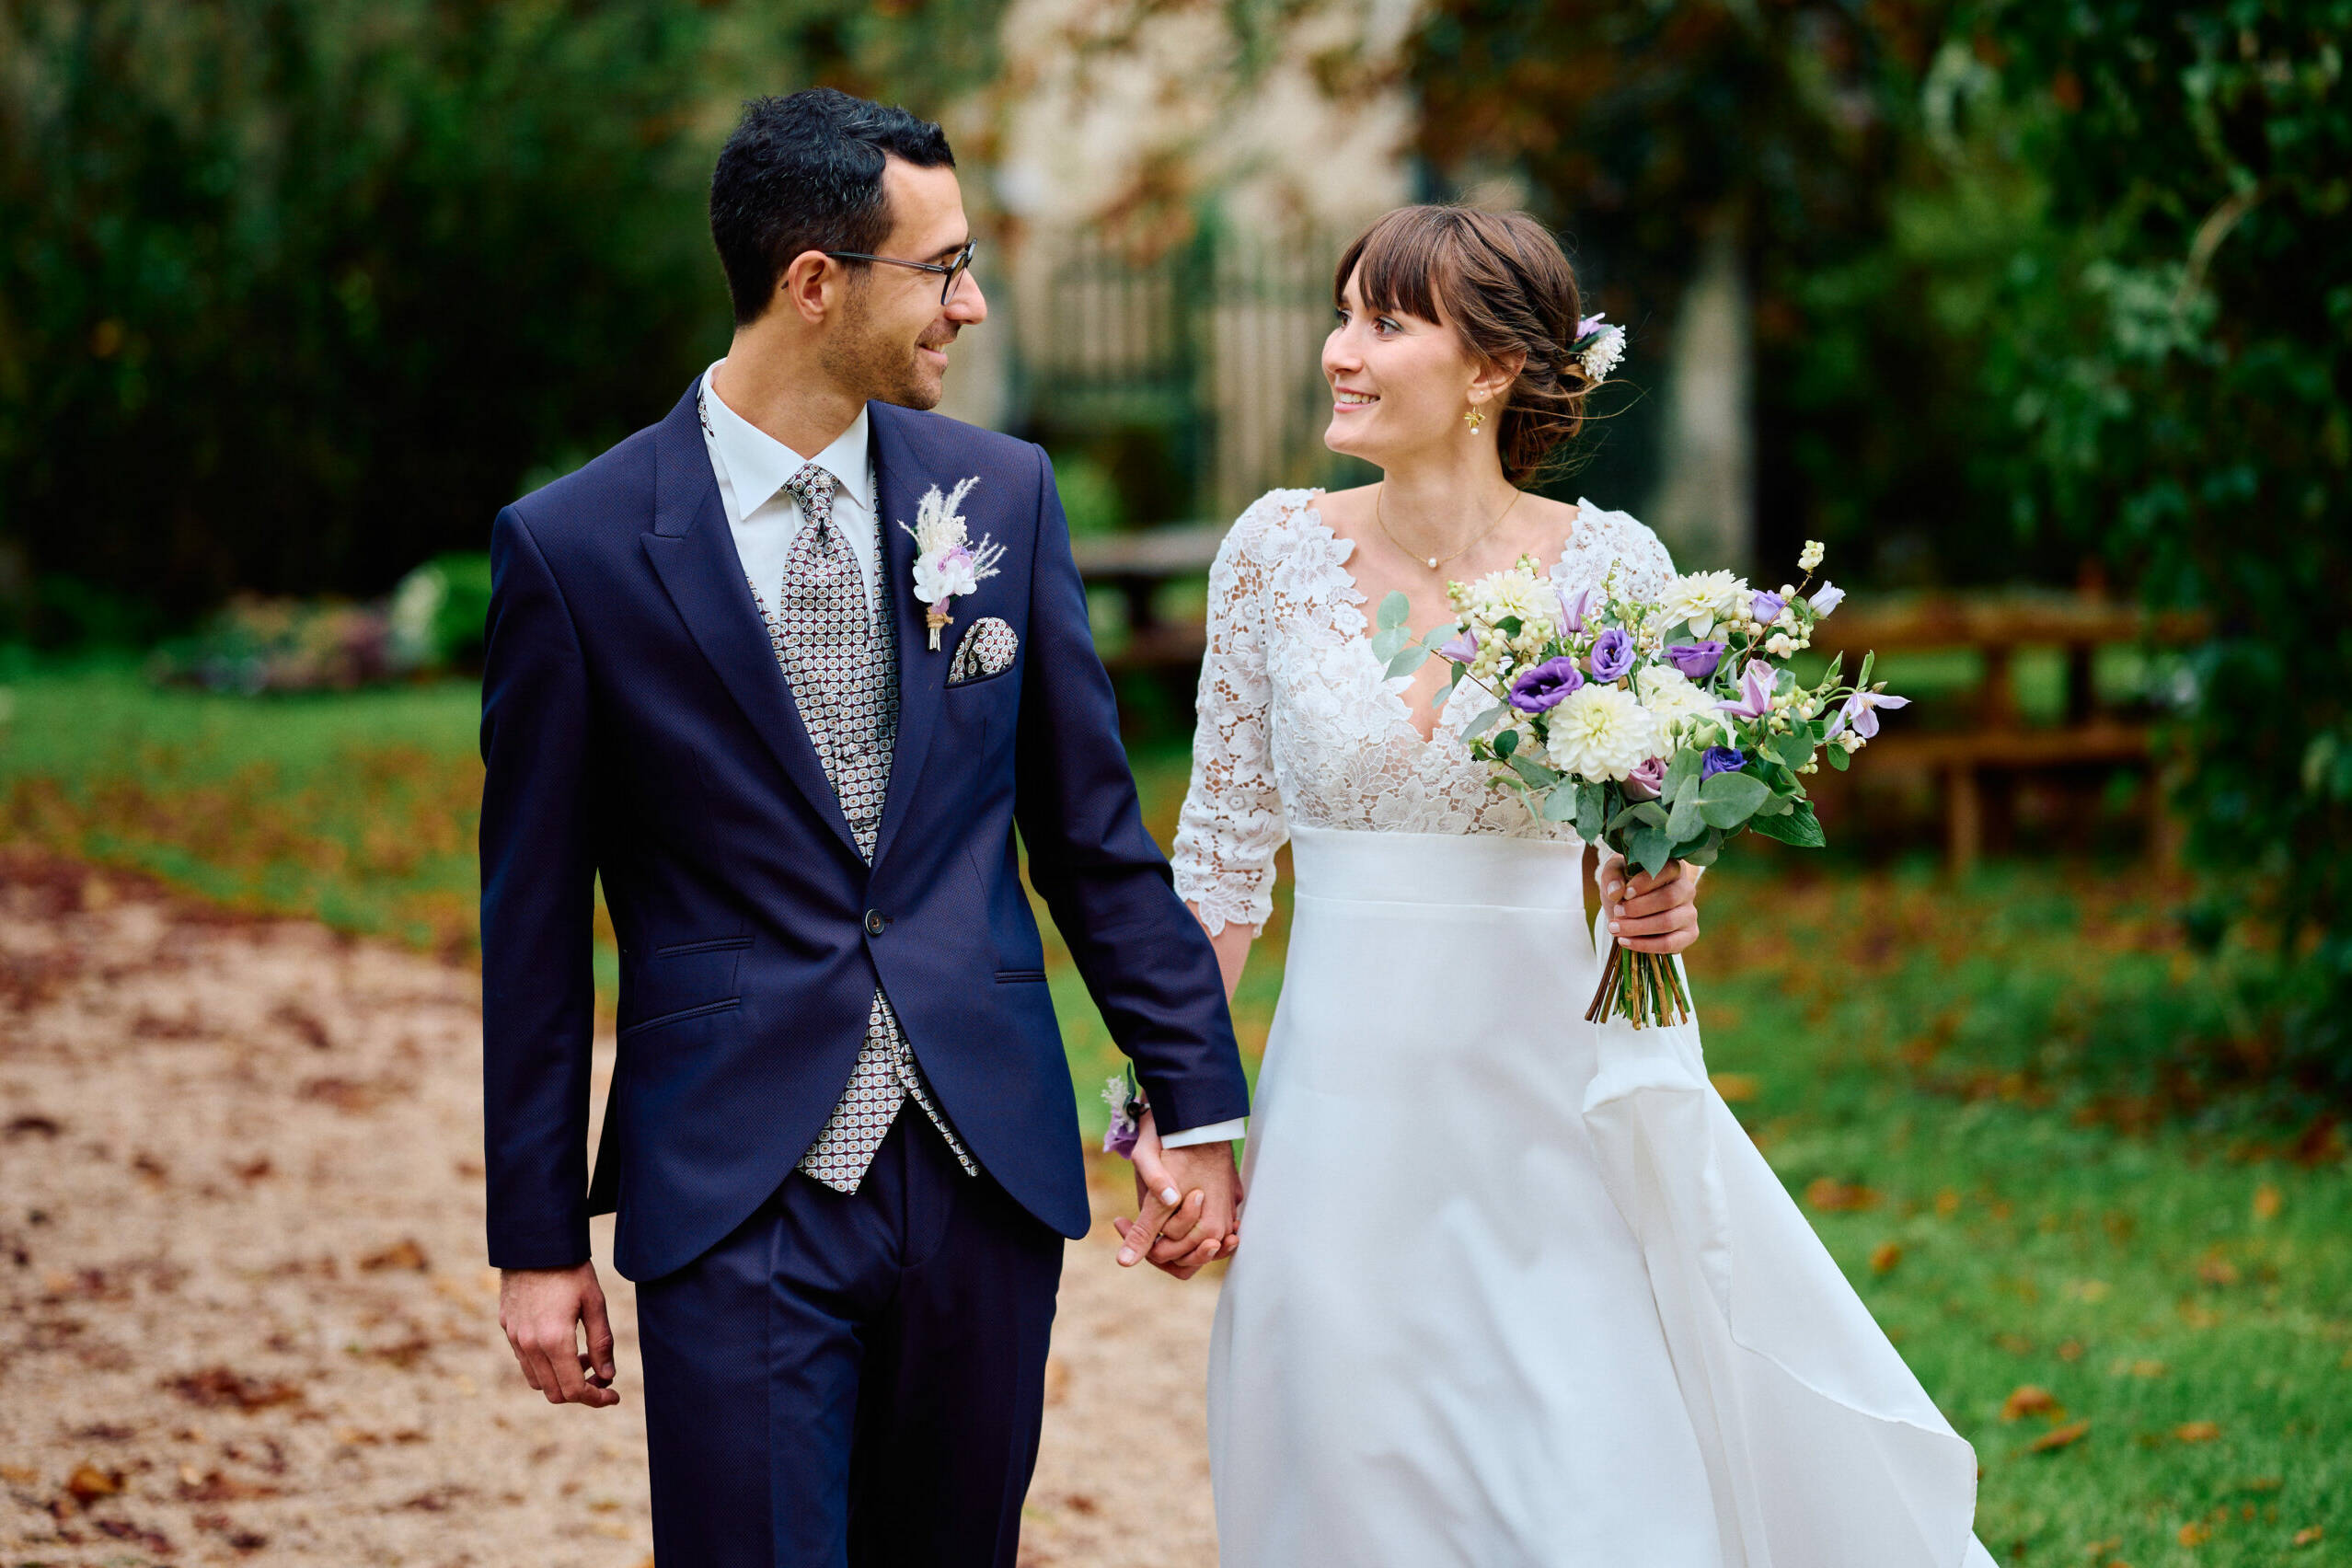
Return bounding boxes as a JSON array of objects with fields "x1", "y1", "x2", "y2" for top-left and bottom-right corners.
[{"x1": 1583, "y1": 936, "x2": 1692, "y2": 1030}]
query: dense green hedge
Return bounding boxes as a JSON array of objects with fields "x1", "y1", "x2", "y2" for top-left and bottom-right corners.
[{"x1": 0, "y1": 0, "x2": 1000, "y2": 637}]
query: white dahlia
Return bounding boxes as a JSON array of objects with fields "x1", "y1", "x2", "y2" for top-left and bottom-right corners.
[
  {"x1": 1545, "y1": 685, "x2": 1665, "y2": 782},
  {"x1": 1655, "y1": 569, "x2": 1748, "y2": 637}
]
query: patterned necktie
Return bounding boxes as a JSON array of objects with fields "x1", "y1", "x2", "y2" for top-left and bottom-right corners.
[{"x1": 765, "y1": 461, "x2": 976, "y2": 1193}]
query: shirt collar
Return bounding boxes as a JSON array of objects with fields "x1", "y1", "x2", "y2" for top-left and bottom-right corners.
[{"x1": 699, "y1": 361, "x2": 870, "y2": 513}]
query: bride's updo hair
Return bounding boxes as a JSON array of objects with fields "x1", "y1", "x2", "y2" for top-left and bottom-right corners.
[{"x1": 1334, "y1": 205, "x2": 1596, "y2": 486}]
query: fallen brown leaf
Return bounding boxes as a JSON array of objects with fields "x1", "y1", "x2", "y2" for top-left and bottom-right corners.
[
  {"x1": 2196, "y1": 1254, "x2": 2240, "y2": 1286},
  {"x1": 2293, "y1": 1526, "x2": 2323, "y2": 1547},
  {"x1": 2253, "y1": 1183, "x2": 2282, "y2": 1221},
  {"x1": 359, "y1": 1237, "x2": 431, "y2": 1273},
  {"x1": 2174, "y1": 1421, "x2": 2220, "y2": 1443},
  {"x1": 65, "y1": 1461, "x2": 121, "y2": 1501},
  {"x1": 1870, "y1": 1241, "x2": 1903, "y2": 1274},
  {"x1": 2000, "y1": 1385, "x2": 2058, "y2": 1421},
  {"x1": 164, "y1": 1366, "x2": 305, "y2": 1412},
  {"x1": 2179, "y1": 1522, "x2": 2210, "y2": 1546},
  {"x1": 1805, "y1": 1177, "x2": 1880, "y2": 1213},
  {"x1": 2028, "y1": 1420, "x2": 2090, "y2": 1453}
]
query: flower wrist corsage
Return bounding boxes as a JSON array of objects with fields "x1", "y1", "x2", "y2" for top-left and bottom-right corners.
[{"x1": 1101, "y1": 1064, "x2": 1147, "y2": 1159}]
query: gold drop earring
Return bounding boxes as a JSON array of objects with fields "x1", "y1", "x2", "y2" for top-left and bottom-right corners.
[{"x1": 1464, "y1": 405, "x2": 1487, "y2": 434}]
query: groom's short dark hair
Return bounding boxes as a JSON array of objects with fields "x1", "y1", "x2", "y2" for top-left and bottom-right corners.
[{"x1": 709, "y1": 88, "x2": 956, "y2": 326}]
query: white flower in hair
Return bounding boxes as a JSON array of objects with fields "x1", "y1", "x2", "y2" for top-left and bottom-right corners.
[{"x1": 1574, "y1": 314, "x2": 1627, "y2": 382}]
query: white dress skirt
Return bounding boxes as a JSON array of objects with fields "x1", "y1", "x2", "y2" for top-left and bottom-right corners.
[{"x1": 1205, "y1": 825, "x2": 2000, "y2": 1568}]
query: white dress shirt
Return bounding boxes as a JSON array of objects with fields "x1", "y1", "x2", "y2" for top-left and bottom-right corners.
[
  {"x1": 697, "y1": 362, "x2": 878, "y2": 618},
  {"x1": 698, "y1": 363, "x2": 1244, "y2": 1151}
]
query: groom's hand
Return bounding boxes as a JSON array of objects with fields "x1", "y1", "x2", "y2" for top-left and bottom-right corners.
[
  {"x1": 499, "y1": 1262, "x2": 619, "y2": 1409},
  {"x1": 1114, "y1": 1117, "x2": 1240, "y2": 1281}
]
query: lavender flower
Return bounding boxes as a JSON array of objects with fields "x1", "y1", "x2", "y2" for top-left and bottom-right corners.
[
  {"x1": 1587, "y1": 627, "x2": 1636, "y2": 683},
  {"x1": 1557, "y1": 583, "x2": 1600, "y2": 635},
  {"x1": 1750, "y1": 590, "x2": 1786, "y2": 624},
  {"x1": 1436, "y1": 627, "x2": 1480, "y2": 664},
  {"x1": 1713, "y1": 660, "x2": 1778, "y2": 721},
  {"x1": 1666, "y1": 640, "x2": 1727, "y2": 681},
  {"x1": 1808, "y1": 582, "x2": 1845, "y2": 617},
  {"x1": 1826, "y1": 689, "x2": 1911, "y2": 741},
  {"x1": 1508, "y1": 656, "x2": 1585, "y2": 713},
  {"x1": 1700, "y1": 746, "x2": 1747, "y2": 780},
  {"x1": 1623, "y1": 755, "x2": 1668, "y2": 801}
]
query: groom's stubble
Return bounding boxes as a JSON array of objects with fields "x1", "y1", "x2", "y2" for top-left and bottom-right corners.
[{"x1": 819, "y1": 274, "x2": 956, "y2": 414}]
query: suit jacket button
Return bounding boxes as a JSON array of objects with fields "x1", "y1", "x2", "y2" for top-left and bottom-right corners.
[{"x1": 864, "y1": 909, "x2": 885, "y2": 937}]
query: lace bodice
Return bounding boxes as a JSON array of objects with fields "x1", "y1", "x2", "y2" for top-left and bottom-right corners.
[{"x1": 1170, "y1": 487, "x2": 1678, "y2": 936}]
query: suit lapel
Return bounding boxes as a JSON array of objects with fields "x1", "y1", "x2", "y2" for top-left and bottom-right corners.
[
  {"x1": 640, "y1": 382, "x2": 859, "y2": 859},
  {"x1": 870, "y1": 402, "x2": 948, "y2": 868}
]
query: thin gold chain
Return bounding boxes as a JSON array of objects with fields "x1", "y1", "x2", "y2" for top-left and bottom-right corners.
[{"x1": 1375, "y1": 481, "x2": 1525, "y2": 573}]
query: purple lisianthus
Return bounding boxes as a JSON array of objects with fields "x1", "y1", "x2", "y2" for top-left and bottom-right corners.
[
  {"x1": 1826, "y1": 688, "x2": 1911, "y2": 741},
  {"x1": 1714, "y1": 659, "x2": 1778, "y2": 721},
  {"x1": 1808, "y1": 582, "x2": 1845, "y2": 617},
  {"x1": 1700, "y1": 746, "x2": 1747, "y2": 780},
  {"x1": 1751, "y1": 589, "x2": 1786, "y2": 624},
  {"x1": 1508, "y1": 656, "x2": 1585, "y2": 713},
  {"x1": 1435, "y1": 626, "x2": 1480, "y2": 663},
  {"x1": 1556, "y1": 583, "x2": 1600, "y2": 634},
  {"x1": 1666, "y1": 640, "x2": 1727, "y2": 681},
  {"x1": 1622, "y1": 755, "x2": 1668, "y2": 801},
  {"x1": 1587, "y1": 627, "x2": 1636, "y2": 682}
]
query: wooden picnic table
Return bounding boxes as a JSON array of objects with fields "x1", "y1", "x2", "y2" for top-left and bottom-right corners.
[{"x1": 1075, "y1": 527, "x2": 2209, "y2": 869}]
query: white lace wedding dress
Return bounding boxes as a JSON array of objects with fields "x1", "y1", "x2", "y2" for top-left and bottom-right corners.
[{"x1": 1173, "y1": 489, "x2": 1998, "y2": 1568}]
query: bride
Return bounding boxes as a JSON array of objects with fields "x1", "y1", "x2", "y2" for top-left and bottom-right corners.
[{"x1": 1122, "y1": 205, "x2": 2000, "y2": 1566}]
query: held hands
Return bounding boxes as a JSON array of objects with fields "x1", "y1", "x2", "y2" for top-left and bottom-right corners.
[
  {"x1": 1110, "y1": 1110, "x2": 1241, "y2": 1282},
  {"x1": 498, "y1": 1262, "x2": 619, "y2": 1409},
  {"x1": 1599, "y1": 854, "x2": 1703, "y2": 955}
]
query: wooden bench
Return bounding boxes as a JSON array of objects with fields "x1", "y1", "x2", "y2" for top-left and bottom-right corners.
[
  {"x1": 1807, "y1": 597, "x2": 2208, "y2": 870},
  {"x1": 1071, "y1": 525, "x2": 1222, "y2": 718}
]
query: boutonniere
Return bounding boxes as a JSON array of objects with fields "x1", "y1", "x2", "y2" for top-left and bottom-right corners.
[{"x1": 901, "y1": 476, "x2": 1007, "y2": 651}]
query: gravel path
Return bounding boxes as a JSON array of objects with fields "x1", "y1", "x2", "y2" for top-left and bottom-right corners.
[{"x1": 0, "y1": 853, "x2": 1219, "y2": 1566}]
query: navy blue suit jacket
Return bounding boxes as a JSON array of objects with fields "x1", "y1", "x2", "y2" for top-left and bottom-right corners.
[{"x1": 479, "y1": 385, "x2": 1251, "y2": 1281}]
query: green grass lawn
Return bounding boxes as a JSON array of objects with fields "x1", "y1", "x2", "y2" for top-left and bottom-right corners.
[{"x1": 2, "y1": 663, "x2": 2343, "y2": 1564}]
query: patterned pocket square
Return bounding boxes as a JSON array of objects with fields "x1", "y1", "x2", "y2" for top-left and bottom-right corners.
[{"x1": 949, "y1": 617, "x2": 1018, "y2": 685}]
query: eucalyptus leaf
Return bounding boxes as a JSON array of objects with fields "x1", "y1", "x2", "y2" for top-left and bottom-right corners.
[
  {"x1": 1508, "y1": 754, "x2": 1560, "y2": 789},
  {"x1": 1696, "y1": 769, "x2": 1770, "y2": 828},
  {"x1": 1494, "y1": 727, "x2": 1520, "y2": 758},
  {"x1": 1681, "y1": 834, "x2": 1724, "y2": 867},
  {"x1": 1462, "y1": 703, "x2": 1506, "y2": 741},
  {"x1": 1575, "y1": 783, "x2": 1605, "y2": 842},
  {"x1": 1629, "y1": 824, "x2": 1672, "y2": 878},
  {"x1": 1666, "y1": 791, "x2": 1702, "y2": 845},
  {"x1": 1377, "y1": 590, "x2": 1410, "y2": 631},
  {"x1": 1663, "y1": 749, "x2": 1701, "y2": 806},
  {"x1": 1369, "y1": 626, "x2": 1407, "y2": 662},
  {"x1": 1631, "y1": 801, "x2": 1670, "y2": 830},
  {"x1": 1387, "y1": 646, "x2": 1430, "y2": 678},
  {"x1": 1542, "y1": 785, "x2": 1580, "y2": 822},
  {"x1": 1607, "y1": 802, "x2": 1646, "y2": 833}
]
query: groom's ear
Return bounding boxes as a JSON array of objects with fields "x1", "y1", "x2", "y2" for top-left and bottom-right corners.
[{"x1": 777, "y1": 249, "x2": 847, "y2": 326}]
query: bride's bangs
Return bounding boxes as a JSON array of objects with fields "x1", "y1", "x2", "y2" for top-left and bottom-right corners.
[{"x1": 1334, "y1": 208, "x2": 1460, "y2": 328}]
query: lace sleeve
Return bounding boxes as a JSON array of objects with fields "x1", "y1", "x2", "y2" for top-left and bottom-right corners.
[{"x1": 1171, "y1": 498, "x2": 1289, "y2": 937}]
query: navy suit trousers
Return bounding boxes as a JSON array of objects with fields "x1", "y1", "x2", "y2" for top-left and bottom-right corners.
[{"x1": 635, "y1": 1115, "x2": 1064, "y2": 1567}]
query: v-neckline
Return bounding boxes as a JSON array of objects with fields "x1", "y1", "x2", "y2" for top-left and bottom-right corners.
[{"x1": 1296, "y1": 491, "x2": 1585, "y2": 746}]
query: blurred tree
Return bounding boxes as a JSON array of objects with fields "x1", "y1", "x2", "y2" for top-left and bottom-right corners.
[
  {"x1": 1404, "y1": 0, "x2": 2073, "y2": 584},
  {"x1": 1966, "y1": 0, "x2": 2352, "y2": 1099},
  {"x1": 0, "y1": 0, "x2": 1002, "y2": 638}
]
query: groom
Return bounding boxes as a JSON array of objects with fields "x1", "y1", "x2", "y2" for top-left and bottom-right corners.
[{"x1": 478, "y1": 88, "x2": 1250, "y2": 1565}]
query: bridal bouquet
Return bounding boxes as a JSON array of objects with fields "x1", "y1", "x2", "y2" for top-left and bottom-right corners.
[{"x1": 1371, "y1": 540, "x2": 1907, "y2": 1028}]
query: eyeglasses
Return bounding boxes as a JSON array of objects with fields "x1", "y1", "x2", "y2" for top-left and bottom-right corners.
[{"x1": 823, "y1": 238, "x2": 978, "y2": 306}]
